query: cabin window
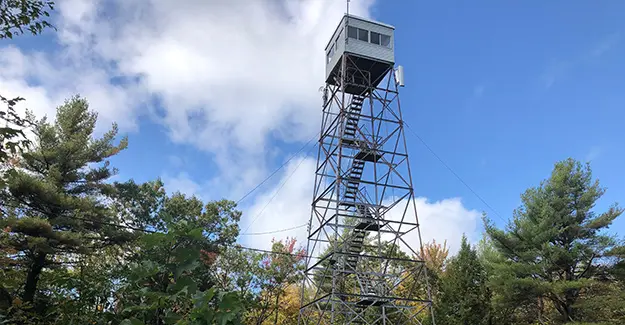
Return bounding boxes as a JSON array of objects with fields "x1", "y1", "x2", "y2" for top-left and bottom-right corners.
[
  {"x1": 370, "y1": 32, "x2": 381, "y2": 45},
  {"x1": 348, "y1": 26, "x2": 370, "y2": 42},
  {"x1": 348, "y1": 26, "x2": 358, "y2": 39},
  {"x1": 327, "y1": 44, "x2": 334, "y2": 63},
  {"x1": 370, "y1": 31, "x2": 391, "y2": 48},
  {"x1": 357, "y1": 28, "x2": 368, "y2": 42},
  {"x1": 381, "y1": 34, "x2": 391, "y2": 48},
  {"x1": 348, "y1": 25, "x2": 390, "y2": 47}
]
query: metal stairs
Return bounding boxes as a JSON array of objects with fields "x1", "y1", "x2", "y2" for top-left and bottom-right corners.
[
  {"x1": 335, "y1": 94, "x2": 386, "y2": 306},
  {"x1": 343, "y1": 94, "x2": 365, "y2": 143}
]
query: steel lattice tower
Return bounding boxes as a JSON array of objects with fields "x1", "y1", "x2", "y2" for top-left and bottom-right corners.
[{"x1": 299, "y1": 13, "x2": 435, "y2": 325}]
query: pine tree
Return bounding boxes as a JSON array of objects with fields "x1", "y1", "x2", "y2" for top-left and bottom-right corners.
[
  {"x1": 484, "y1": 158, "x2": 623, "y2": 323},
  {"x1": 435, "y1": 235, "x2": 490, "y2": 325},
  {"x1": 0, "y1": 96, "x2": 131, "y2": 306}
]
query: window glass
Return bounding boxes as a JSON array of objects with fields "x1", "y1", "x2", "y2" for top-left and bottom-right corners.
[
  {"x1": 370, "y1": 32, "x2": 381, "y2": 45},
  {"x1": 358, "y1": 28, "x2": 368, "y2": 42},
  {"x1": 381, "y1": 34, "x2": 391, "y2": 48},
  {"x1": 348, "y1": 26, "x2": 357, "y2": 39}
]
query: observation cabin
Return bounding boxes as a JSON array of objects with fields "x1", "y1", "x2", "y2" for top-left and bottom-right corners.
[{"x1": 325, "y1": 14, "x2": 395, "y2": 95}]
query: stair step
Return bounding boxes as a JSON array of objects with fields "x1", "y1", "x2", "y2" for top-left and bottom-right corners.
[{"x1": 356, "y1": 222, "x2": 380, "y2": 231}]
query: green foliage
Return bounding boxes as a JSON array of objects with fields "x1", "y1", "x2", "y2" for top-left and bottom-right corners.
[
  {"x1": 484, "y1": 158, "x2": 624, "y2": 324},
  {"x1": 0, "y1": 96, "x2": 248, "y2": 325},
  {"x1": 435, "y1": 235, "x2": 490, "y2": 325},
  {"x1": 2, "y1": 96, "x2": 623, "y2": 325},
  {"x1": 1, "y1": 97, "x2": 130, "y2": 309},
  {"x1": 0, "y1": 96, "x2": 33, "y2": 189},
  {"x1": 242, "y1": 238, "x2": 305, "y2": 325},
  {"x1": 0, "y1": 0, "x2": 55, "y2": 39},
  {"x1": 116, "y1": 200, "x2": 243, "y2": 325}
]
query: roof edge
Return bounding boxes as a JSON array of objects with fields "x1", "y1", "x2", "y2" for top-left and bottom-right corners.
[{"x1": 324, "y1": 14, "x2": 395, "y2": 51}]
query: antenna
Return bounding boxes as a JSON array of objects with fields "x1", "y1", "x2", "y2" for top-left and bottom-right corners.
[
  {"x1": 319, "y1": 86, "x2": 328, "y2": 105},
  {"x1": 395, "y1": 65, "x2": 405, "y2": 87}
]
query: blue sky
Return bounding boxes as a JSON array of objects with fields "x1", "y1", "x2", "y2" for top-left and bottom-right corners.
[
  {"x1": 383, "y1": 0, "x2": 625, "y2": 234},
  {"x1": 1, "y1": 0, "x2": 623, "y2": 251}
]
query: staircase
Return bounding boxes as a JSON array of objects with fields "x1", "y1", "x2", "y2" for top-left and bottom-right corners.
[
  {"x1": 345, "y1": 228, "x2": 365, "y2": 270},
  {"x1": 335, "y1": 94, "x2": 386, "y2": 306},
  {"x1": 343, "y1": 94, "x2": 365, "y2": 144}
]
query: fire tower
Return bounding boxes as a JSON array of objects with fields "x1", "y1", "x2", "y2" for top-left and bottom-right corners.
[{"x1": 299, "y1": 13, "x2": 435, "y2": 325}]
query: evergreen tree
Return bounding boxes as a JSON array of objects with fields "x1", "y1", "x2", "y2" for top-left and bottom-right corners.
[
  {"x1": 0, "y1": 96, "x2": 131, "y2": 307},
  {"x1": 484, "y1": 158, "x2": 623, "y2": 323},
  {"x1": 435, "y1": 235, "x2": 490, "y2": 325}
]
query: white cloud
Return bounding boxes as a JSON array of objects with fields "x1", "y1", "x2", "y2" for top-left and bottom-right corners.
[
  {"x1": 160, "y1": 153, "x2": 481, "y2": 255},
  {"x1": 1, "y1": 0, "x2": 375, "y2": 198},
  {"x1": 0, "y1": 45, "x2": 141, "y2": 133},
  {"x1": 2, "y1": 1, "x2": 483, "y2": 255},
  {"x1": 236, "y1": 155, "x2": 481, "y2": 254},
  {"x1": 239, "y1": 156, "x2": 316, "y2": 251},
  {"x1": 162, "y1": 172, "x2": 203, "y2": 198},
  {"x1": 411, "y1": 197, "x2": 481, "y2": 253}
]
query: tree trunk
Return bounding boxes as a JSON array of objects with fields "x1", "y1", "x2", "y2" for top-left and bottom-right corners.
[
  {"x1": 23, "y1": 252, "x2": 47, "y2": 303},
  {"x1": 274, "y1": 291, "x2": 281, "y2": 325}
]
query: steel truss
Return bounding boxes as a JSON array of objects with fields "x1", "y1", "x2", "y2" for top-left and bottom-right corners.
[{"x1": 299, "y1": 53, "x2": 435, "y2": 325}]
